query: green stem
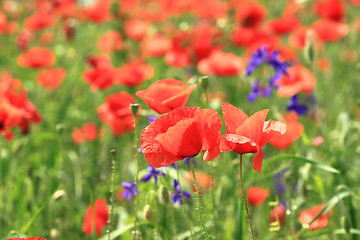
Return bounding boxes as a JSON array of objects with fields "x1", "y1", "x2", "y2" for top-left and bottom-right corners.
[
  {"x1": 108, "y1": 148, "x2": 117, "y2": 240},
  {"x1": 239, "y1": 154, "x2": 255, "y2": 240},
  {"x1": 133, "y1": 114, "x2": 140, "y2": 240},
  {"x1": 189, "y1": 157, "x2": 210, "y2": 239},
  {"x1": 176, "y1": 166, "x2": 194, "y2": 240}
]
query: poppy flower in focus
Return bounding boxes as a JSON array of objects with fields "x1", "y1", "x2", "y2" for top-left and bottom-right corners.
[
  {"x1": 124, "y1": 19, "x2": 150, "y2": 41},
  {"x1": 184, "y1": 171, "x2": 217, "y2": 194},
  {"x1": 141, "y1": 34, "x2": 171, "y2": 57},
  {"x1": 37, "y1": 68, "x2": 66, "y2": 89},
  {"x1": 198, "y1": 50, "x2": 244, "y2": 76},
  {"x1": 135, "y1": 79, "x2": 197, "y2": 114},
  {"x1": 269, "y1": 204, "x2": 286, "y2": 226},
  {"x1": 24, "y1": 12, "x2": 55, "y2": 31},
  {"x1": 299, "y1": 204, "x2": 328, "y2": 230},
  {"x1": 72, "y1": 122, "x2": 98, "y2": 144},
  {"x1": 17, "y1": 47, "x2": 56, "y2": 69},
  {"x1": 270, "y1": 112, "x2": 304, "y2": 150},
  {"x1": 314, "y1": 0, "x2": 344, "y2": 22},
  {"x1": 311, "y1": 19, "x2": 349, "y2": 42},
  {"x1": 141, "y1": 107, "x2": 222, "y2": 168},
  {"x1": 220, "y1": 102, "x2": 286, "y2": 172},
  {"x1": 116, "y1": 61, "x2": 154, "y2": 87},
  {"x1": 247, "y1": 186, "x2": 269, "y2": 206},
  {"x1": 98, "y1": 31, "x2": 123, "y2": 53},
  {"x1": 276, "y1": 65, "x2": 315, "y2": 97},
  {"x1": 97, "y1": 92, "x2": 136, "y2": 136},
  {"x1": 235, "y1": 0, "x2": 267, "y2": 28},
  {"x1": 82, "y1": 198, "x2": 109, "y2": 236},
  {"x1": 266, "y1": 14, "x2": 301, "y2": 35}
]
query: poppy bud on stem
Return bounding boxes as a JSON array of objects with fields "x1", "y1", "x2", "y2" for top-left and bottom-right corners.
[
  {"x1": 189, "y1": 157, "x2": 210, "y2": 239},
  {"x1": 130, "y1": 103, "x2": 140, "y2": 240},
  {"x1": 239, "y1": 154, "x2": 256, "y2": 240},
  {"x1": 199, "y1": 75, "x2": 210, "y2": 107}
]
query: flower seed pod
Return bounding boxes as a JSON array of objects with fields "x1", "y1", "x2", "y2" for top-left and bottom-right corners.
[
  {"x1": 158, "y1": 185, "x2": 170, "y2": 205},
  {"x1": 304, "y1": 30, "x2": 315, "y2": 66},
  {"x1": 143, "y1": 204, "x2": 153, "y2": 221}
]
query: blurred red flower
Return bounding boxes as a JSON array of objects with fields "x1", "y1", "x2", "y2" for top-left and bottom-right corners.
[
  {"x1": 24, "y1": 13, "x2": 55, "y2": 31},
  {"x1": 135, "y1": 79, "x2": 197, "y2": 114},
  {"x1": 83, "y1": 55, "x2": 115, "y2": 90},
  {"x1": 184, "y1": 171, "x2": 217, "y2": 194},
  {"x1": 141, "y1": 34, "x2": 171, "y2": 58},
  {"x1": 269, "y1": 204, "x2": 286, "y2": 226},
  {"x1": 266, "y1": 13, "x2": 301, "y2": 35},
  {"x1": 72, "y1": 122, "x2": 98, "y2": 144},
  {"x1": 314, "y1": 0, "x2": 344, "y2": 22},
  {"x1": 97, "y1": 92, "x2": 136, "y2": 136},
  {"x1": 124, "y1": 19, "x2": 150, "y2": 41},
  {"x1": 8, "y1": 238, "x2": 47, "y2": 240},
  {"x1": 234, "y1": 0, "x2": 267, "y2": 28},
  {"x1": 82, "y1": 0, "x2": 111, "y2": 23},
  {"x1": 270, "y1": 112, "x2": 304, "y2": 150},
  {"x1": 98, "y1": 31, "x2": 123, "y2": 53},
  {"x1": 141, "y1": 107, "x2": 222, "y2": 167},
  {"x1": 277, "y1": 65, "x2": 315, "y2": 97},
  {"x1": 311, "y1": 19, "x2": 349, "y2": 42},
  {"x1": 220, "y1": 102, "x2": 286, "y2": 172},
  {"x1": 299, "y1": 204, "x2": 328, "y2": 230},
  {"x1": 247, "y1": 186, "x2": 269, "y2": 206},
  {"x1": 17, "y1": 47, "x2": 56, "y2": 69},
  {"x1": 82, "y1": 198, "x2": 109, "y2": 236},
  {"x1": 37, "y1": 68, "x2": 66, "y2": 89},
  {"x1": 198, "y1": 50, "x2": 244, "y2": 76},
  {"x1": 116, "y1": 60, "x2": 153, "y2": 87}
]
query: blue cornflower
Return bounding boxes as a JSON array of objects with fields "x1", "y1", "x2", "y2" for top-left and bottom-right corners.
[
  {"x1": 138, "y1": 147, "x2": 143, "y2": 154},
  {"x1": 121, "y1": 181, "x2": 139, "y2": 200},
  {"x1": 287, "y1": 95, "x2": 308, "y2": 115},
  {"x1": 275, "y1": 181, "x2": 286, "y2": 195},
  {"x1": 142, "y1": 166, "x2": 165, "y2": 184},
  {"x1": 247, "y1": 79, "x2": 272, "y2": 102},
  {"x1": 172, "y1": 179, "x2": 191, "y2": 205},
  {"x1": 148, "y1": 114, "x2": 158, "y2": 124},
  {"x1": 184, "y1": 157, "x2": 197, "y2": 168},
  {"x1": 246, "y1": 47, "x2": 268, "y2": 77}
]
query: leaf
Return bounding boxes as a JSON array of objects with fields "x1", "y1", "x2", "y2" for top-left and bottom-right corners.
[{"x1": 263, "y1": 155, "x2": 340, "y2": 174}]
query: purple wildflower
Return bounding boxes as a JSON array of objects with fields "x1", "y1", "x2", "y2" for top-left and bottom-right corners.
[
  {"x1": 247, "y1": 79, "x2": 272, "y2": 102},
  {"x1": 246, "y1": 47, "x2": 268, "y2": 77},
  {"x1": 142, "y1": 166, "x2": 165, "y2": 184},
  {"x1": 184, "y1": 157, "x2": 197, "y2": 168},
  {"x1": 148, "y1": 114, "x2": 158, "y2": 124},
  {"x1": 172, "y1": 179, "x2": 191, "y2": 205},
  {"x1": 287, "y1": 95, "x2": 308, "y2": 115},
  {"x1": 121, "y1": 181, "x2": 139, "y2": 200}
]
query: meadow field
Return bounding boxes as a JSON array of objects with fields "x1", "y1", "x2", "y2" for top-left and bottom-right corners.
[{"x1": 1, "y1": 0, "x2": 360, "y2": 239}]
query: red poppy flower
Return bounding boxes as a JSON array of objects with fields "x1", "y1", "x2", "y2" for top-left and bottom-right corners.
[
  {"x1": 317, "y1": 57, "x2": 330, "y2": 72},
  {"x1": 135, "y1": 79, "x2": 197, "y2": 114},
  {"x1": 191, "y1": 0, "x2": 228, "y2": 19},
  {"x1": 247, "y1": 186, "x2": 270, "y2": 206},
  {"x1": 299, "y1": 204, "x2": 328, "y2": 230},
  {"x1": 37, "y1": 68, "x2": 66, "y2": 89},
  {"x1": 24, "y1": 13, "x2": 55, "y2": 31},
  {"x1": 16, "y1": 30, "x2": 33, "y2": 50},
  {"x1": 184, "y1": 171, "x2": 217, "y2": 194},
  {"x1": 234, "y1": 0, "x2": 267, "y2": 28},
  {"x1": 276, "y1": 65, "x2": 315, "y2": 97},
  {"x1": 270, "y1": 112, "x2": 304, "y2": 150},
  {"x1": 220, "y1": 102, "x2": 286, "y2": 172},
  {"x1": 141, "y1": 34, "x2": 170, "y2": 58},
  {"x1": 198, "y1": 50, "x2": 244, "y2": 76},
  {"x1": 269, "y1": 204, "x2": 286, "y2": 226},
  {"x1": 82, "y1": 0, "x2": 111, "y2": 23},
  {"x1": 124, "y1": 19, "x2": 150, "y2": 41},
  {"x1": 314, "y1": 0, "x2": 344, "y2": 22},
  {"x1": 116, "y1": 61, "x2": 154, "y2": 87},
  {"x1": 17, "y1": 47, "x2": 56, "y2": 69},
  {"x1": 141, "y1": 107, "x2": 222, "y2": 168},
  {"x1": 83, "y1": 55, "x2": 115, "y2": 90},
  {"x1": 165, "y1": 48, "x2": 191, "y2": 68},
  {"x1": 72, "y1": 122, "x2": 98, "y2": 144},
  {"x1": 266, "y1": 13, "x2": 301, "y2": 35},
  {"x1": 97, "y1": 92, "x2": 136, "y2": 136},
  {"x1": 311, "y1": 19, "x2": 349, "y2": 42},
  {"x1": 82, "y1": 198, "x2": 109, "y2": 236},
  {"x1": 98, "y1": 31, "x2": 123, "y2": 53}
]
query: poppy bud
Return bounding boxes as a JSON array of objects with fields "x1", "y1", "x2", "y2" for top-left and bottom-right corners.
[
  {"x1": 130, "y1": 102, "x2": 139, "y2": 116},
  {"x1": 304, "y1": 30, "x2": 315, "y2": 66},
  {"x1": 143, "y1": 204, "x2": 153, "y2": 221},
  {"x1": 158, "y1": 185, "x2": 170, "y2": 204},
  {"x1": 199, "y1": 75, "x2": 209, "y2": 91}
]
